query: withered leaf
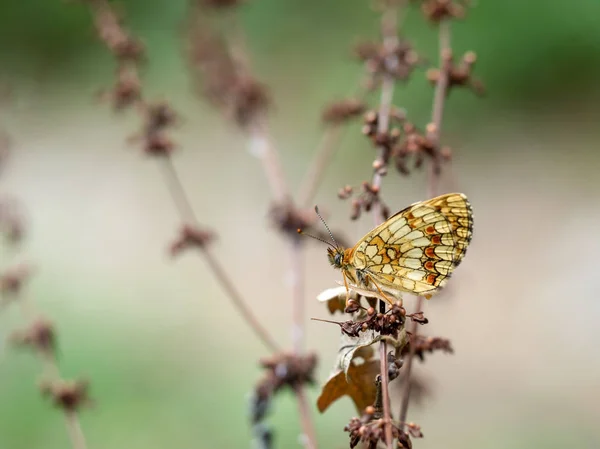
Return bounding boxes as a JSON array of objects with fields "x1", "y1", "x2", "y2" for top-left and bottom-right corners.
[
  {"x1": 316, "y1": 286, "x2": 378, "y2": 315},
  {"x1": 317, "y1": 286, "x2": 358, "y2": 314},
  {"x1": 339, "y1": 331, "x2": 408, "y2": 381},
  {"x1": 317, "y1": 359, "x2": 380, "y2": 413}
]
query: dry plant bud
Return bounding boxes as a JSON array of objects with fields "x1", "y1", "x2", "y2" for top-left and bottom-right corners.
[
  {"x1": 342, "y1": 180, "x2": 390, "y2": 222},
  {"x1": 321, "y1": 99, "x2": 367, "y2": 124},
  {"x1": 402, "y1": 335, "x2": 454, "y2": 361},
  {"x1": 419, "y1": 0, "x2": 469, "y2": 22},
  {"x1": 270, "y1": 201, "x2": 314, "y2": 237},
  {"x1": 426, "y1": 50, "x2": 485, "y2": 96},
  {"x1": 101, "y1": 65, "x2": 142, "y2": 110},
  {"x1": 407, "y1": 311, "x2": 428, "y2": 324},
  {"x1": 92, "y1": 4, "x2": 145, "y2": 63},
  {"x1": 391, "y1": 121, "x2": 445, "y2": 176},
  {"x1": 10, "y1": 318, "x2": 56, "y2": 355},
  {"x1": 40, "y1": 379, "x2": 92, "y2": 412},
  {"x1": 252, "y1": 352, "x2": 318, "y2": 424},
  {"x1": 129, "y1": 102, "x2": 179, "y2": 157},
  {"x1": 338, "y1": 185, "x2": 354, "y2": 199},
  {"x1": 344, "y1": 413, "x2": 422, "y2": 449},
  {"x1": 0, "y1": 197, "x2": 26, "y2": 244},
  {"x1": 320, "y1": 301, "x2": 406, "y2": 338},
  {"x1": 196, "y1": 0, "x2": 245, "y2": 8},
  {"x1": 230, "y1": 76, "x2": 270, "y2": 128},
  {"x1": 0, "y1": 264, "x2": 32, "y2": 297},
  {"x1": 170, "y1": 224, "x2": 216, "y2": 257}
]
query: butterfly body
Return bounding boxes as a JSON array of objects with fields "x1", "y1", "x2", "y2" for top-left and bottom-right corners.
[{"x1": 327, "y1": 193, "x2": 473, "y2": 304}]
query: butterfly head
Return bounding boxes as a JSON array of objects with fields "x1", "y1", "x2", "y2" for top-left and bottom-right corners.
[{"x1": 327, "y1": 246, "x2": 345, "y2": 269}]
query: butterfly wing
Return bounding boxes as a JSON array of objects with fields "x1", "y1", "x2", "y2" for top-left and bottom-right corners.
[{"x1": 349, "y1": 193, "x2": 473, "y2": 296}]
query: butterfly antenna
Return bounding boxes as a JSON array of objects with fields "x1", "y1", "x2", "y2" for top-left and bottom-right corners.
[
  {"x1": 296, "y1": 228, "x2": 335, "y2": 248},
  {"x1": 314, "y1": 205, "x2": 340, "y2": 248}
]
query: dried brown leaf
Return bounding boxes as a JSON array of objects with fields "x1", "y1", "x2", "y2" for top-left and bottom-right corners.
[{"x1": 317, "y1": 359, "x2": 380, "y2": 413}]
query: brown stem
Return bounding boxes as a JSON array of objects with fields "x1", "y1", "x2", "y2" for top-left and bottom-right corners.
[
  {"x1": 64, "y1": 411, "x2": 88, "y2": 449},
  {"x1": 399, "y1": 18, "x2": 452, "y2": 426},
  {"x1": 159, "y1": 157, "x2": 280, "y2": 353},
  {"x1": 297, "y1": 125, "x2": 343, "y2": 208},
  {"x1": 379, "y1": 339, "x2": 393, "y2": 447},
  {"x1": 370, "y1": 5, "x2": 403, "y2": 449},
  {"x1": 289, "y1": 238, "x2": 305, "y2": 354},
  {"x1": 247, "y1": 114, "x2": 291, "y2": 204},
  {"x1": 295, "y1": 385, "x2": 318, "y2": 449},
  {"x1": 398, "y1": 295, "x2": 423, "y2": 425},
  {"x1": 298, "y1": 81, "x2": 367, "y2": 208},
  {"x1": 9, "y1": 292, "x2": 88, "y2": 449}
]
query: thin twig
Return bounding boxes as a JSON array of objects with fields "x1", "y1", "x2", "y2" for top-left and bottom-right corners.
[
  {"x1": 295, "y1": 385, "x2": 318, "y2": 449},
  {"x1": 398, "y1": 18, "x2": 452, "y2": 426},
  {"x1": 298, "y1": 83, "x2": 367, "y2": 208},
  {"x1": 64, "y1": 411, "x2": 88, "y2": 449},
  {"x1": 248, "y1": 111, "x2": 291, "y2": 204},
  {"x1": 297, "y1": 125, "x2": 343, "y2": 208},
  {"x1": 289, "y1": 238, "x2": 305, "y2": 354},
  {"x1": 379, "y1": 338, "x2": 393, "y2": 447},
  {"x1": 160, "y1": 158, "x2": 281, "y2": 353},
  {"x1": 370, "y1": 4, "x2": 402, "y2": 449},
  {"x1": 223, "y1": 16, "x2": 319, "y2": 448},
  {"x1": 397, "y1": 295, "x2": 422, "y2": 425},
  {"x1": 7, "y1": 291, "x2": 88, "y2": 449}
]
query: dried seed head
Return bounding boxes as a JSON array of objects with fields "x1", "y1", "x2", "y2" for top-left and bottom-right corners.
[
  {"x1": 170, "y1": 224, "x2": 216, "y2": 257},
  {"x1": 420, "y1": 0, "x2": 469, "y2": 23},
  {"x1": 40, "y1": 379, "x2": 92, "y2": 412},
  {"x1": 10, "y1": 318, "x2": 56, "y2": 355},
  {"x1": 322, "y1": 99, "x2": 366, "y2": 124}
]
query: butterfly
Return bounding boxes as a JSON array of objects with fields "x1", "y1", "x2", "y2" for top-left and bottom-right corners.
[{"x1": 305, "y1": 193, "x2": 473, "y2": 305}]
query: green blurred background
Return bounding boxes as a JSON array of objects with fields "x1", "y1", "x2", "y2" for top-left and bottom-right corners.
[{"x1": 1, "y1": 1, "x2": 600, "y2": 448}]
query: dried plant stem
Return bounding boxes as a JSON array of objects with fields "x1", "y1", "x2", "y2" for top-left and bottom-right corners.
[
  {"x1": 159, "y1": 158, "x2": 281, "y2": 353},
  {"x1": 64, "y1": 411, "x2": 88, "y2": 449},
  {"x1": 289, "y1": 238, "x2": 305, "y2": 354},
  {"x1": 11, "y1": 294, "x2": 87, "y2": 449},
  {"x1": 248, "y1": 118, "x2": 291, "y2": 203},
  {"x1": 295, "y1": 385, "x2": 318, "y2": 449},
  {"x1": 399, "y1": 18, "x2": 452, "y2": 425},
  {"x1": 379, "y1": 339, "x2": 393, "y2": 447},
  {"x1": 371, "y1": 5, "x2": 402, "y2": 449},
  {"x1": 397, "y1": 295, "x2": 422, "y2": 425},
  {"x1": 297, "y1": 125, "x2": 343, "y2": 208},
  {"x1": 288, "y1": 238, "x2": 319, "y2": 449}
]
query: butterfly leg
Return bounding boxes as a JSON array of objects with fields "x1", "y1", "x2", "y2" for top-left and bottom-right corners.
[
  {"x1": 365, "y1": 274, "x2": 396, "y2": 305},
  {"x1": 342, "y1": 272, "x2": 351, "y2": 307}
]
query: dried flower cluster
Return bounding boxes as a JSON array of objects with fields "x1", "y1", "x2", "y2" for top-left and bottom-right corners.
[
  {"x1": 417, "y1": 0, "x2": 469, "y2": 22},
  {"x1": 322, "y1": 99, "x2": 368, "y2": 124},
  {"x1": 345, "y1": 408, "x2": 423, "y2": 449},
  {"x1": 355, "y1": 39, "x2": 422, "y2": 90},
  {"x1": 170, "y1": 224, "x2": 216, "y2": 257},
  {"x1": 334, "y1": 300, "x2": 409, "y2": 337},
  {"x1": 40, "y1": 379, "x2": 92, "y2": 412},
  {"x1": 426, "y1": 50, "x2": 484, "y2": 96},
  {"x1": 186, "y1": 12, "x2": 270, "y2": 128},
  {"x1": 10, "y1": 318, "x2": 56, "y2": 355},
  {"x1": 89, "y1": 1, "x2": 145, "y2": 110},
  {"x1": 250, "y1": 352, "x2": 318, "y2": 447}
]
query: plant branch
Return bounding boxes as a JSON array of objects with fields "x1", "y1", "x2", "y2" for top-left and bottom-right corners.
[
  {"x1": 297, "y1": 125, "x2": 344, "y2": 208},
  {"x1": 370, "y1": 4, "x2": 403, "y2": 449},
  {"x1": 160, "y1": 158, "x2": 281, "y2": 353},
  {"x1": 4, "y1": 288, "x2": 88, "y2": 449},
  {"x1": 399, "y1": 18, "x2": 452, "y2": 426},
  {"x1": 248, "y1": 119, "x2": 291, "y2": 203},
  {"x1": 295, "y1": 385, "x2": 318, "y2": 449},
  {"x1": 222, "y1": 16, "x2": 319, "y2": 449}
]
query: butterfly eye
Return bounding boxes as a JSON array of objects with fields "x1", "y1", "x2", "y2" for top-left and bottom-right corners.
[{"x1": 335, "y1": 253, "x2": 342, "y2": 267}]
